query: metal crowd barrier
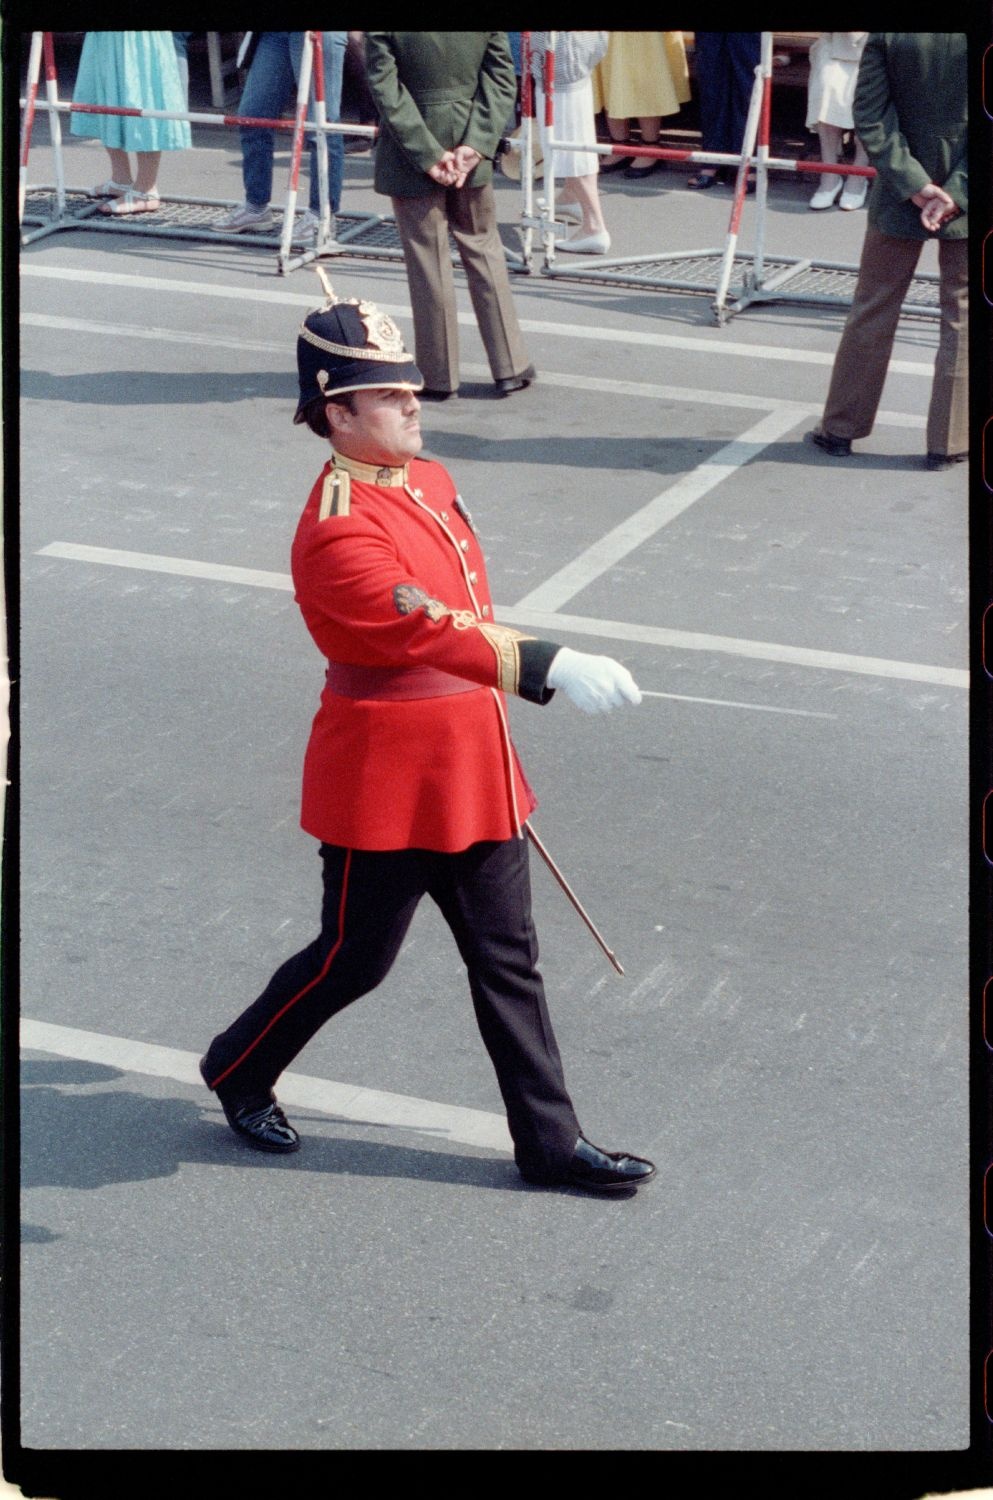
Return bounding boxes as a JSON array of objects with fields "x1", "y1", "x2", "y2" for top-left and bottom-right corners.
[
  {"x1": 520, "y1": 30, "x2": 940, "y2": 324},
  {"x1": 20, "y1": 29, "x2": 941, "y2": 321}
]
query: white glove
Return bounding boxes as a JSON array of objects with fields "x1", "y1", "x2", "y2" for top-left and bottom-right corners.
[{"x1": 546, "y1": 647, "x2": 642, "y2": 714}]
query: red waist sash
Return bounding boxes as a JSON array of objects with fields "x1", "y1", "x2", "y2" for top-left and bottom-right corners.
[{"x1": 325, "y1": 662, "x2": 480, "y2": 701}]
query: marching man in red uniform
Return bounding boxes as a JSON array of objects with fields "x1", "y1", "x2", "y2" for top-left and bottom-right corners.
[{"x1": 199, "y1": 279, "x2": 656, "y2": 1193}]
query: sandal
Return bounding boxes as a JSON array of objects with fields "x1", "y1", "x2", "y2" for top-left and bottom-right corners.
[
  {"x1": 87, "y1": 179, "x2": 132, "y2": 198},
  {"x1": 687, "y1": 168, "x2": 721, "y2": 189},
  {"x1": 98, "y1": 187, "x2": 161, "y2": 216}
]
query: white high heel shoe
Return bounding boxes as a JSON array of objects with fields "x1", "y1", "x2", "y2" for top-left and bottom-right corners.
[
  {"x1": 809, "y1": 176, "x2": 843, "y2": 210},
  {"x1": 839, "y1": 177, "x2": 868, "y2": 211},
  {"x1": 554, "y1": 202, "x2": 583, "y2": 223},
  {"x1": 560, "y1": 228, "x2": 611, "y2": 254}
]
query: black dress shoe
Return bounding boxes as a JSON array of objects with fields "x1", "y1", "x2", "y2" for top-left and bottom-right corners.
[
  {"x1": 925, "y1": 450, "x2": 967, "y2": 471},
  {"x1": 494, "y1": 363, "x2": 536, "y2": 397},
  {"x1": 624, "y1": 156, "x2": 663, "y2": 179},
  {"x1": 520, "y1": 1135, "x2": 656, "y2": 1192},
  {"x1": 806, "y1": 427, "x2": 852, "y2": 457},
  {"x1": 199, "y1": 1056, "x2": 300, "y2": 1153},
  {"x1": 419, "y1": 387, "x2": 456, "y2": 402},
  {"x1": 566, "y1": 1136, "x2": 657, "y2": 1191}
]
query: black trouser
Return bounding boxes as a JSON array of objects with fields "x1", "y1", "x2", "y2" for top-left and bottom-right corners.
[{"x1": 201, "y1": 838, "x2": 581, "y2": 1179}]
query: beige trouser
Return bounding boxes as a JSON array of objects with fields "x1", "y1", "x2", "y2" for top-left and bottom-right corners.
[
  {"x1": 392, "y1": 183, "x2": 530, "y2": 392},
  {"x1": 822, "y1": 226, "x2": 969, "y2": 457}
]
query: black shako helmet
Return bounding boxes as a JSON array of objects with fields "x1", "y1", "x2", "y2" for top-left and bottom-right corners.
[{"x1": 293, "y1": 268, "x2": 423, "y2": 421}]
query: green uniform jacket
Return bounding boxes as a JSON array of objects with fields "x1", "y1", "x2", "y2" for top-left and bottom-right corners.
[
  {"x1": 365, "y1": 32, "x2": 516, "y2": 198},
  {"x1": 853, "y1": 32, "x2": 967, "y2": 241}
]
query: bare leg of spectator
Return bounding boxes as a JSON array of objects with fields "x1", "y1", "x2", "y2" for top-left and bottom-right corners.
[{"x1": 810, "y1": 122, "x2": 844, "y2": 207}]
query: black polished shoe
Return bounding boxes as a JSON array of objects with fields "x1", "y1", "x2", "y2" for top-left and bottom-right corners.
[
  {"x1": 806, "y1": 427, "x2": 852, "y2": 457},
  {"x1": 199, "y1": 1056, "x2": 300, "y2": 1154},
  {"x1": 520, "y1": 1135, "x2": 656, "y2": 1192},
  {"x1": 419, "y1": 387, "x2": 456, "y2": 402},
  {"x1": 494, "y1": 363, "x2": 537, "y2": 397},
  {"x1": 565, "y1": 1136, "x2": 656, "y2": 1192},
  {"x1": 925, "y1": 450, "x2": 967, "y2": 471}
]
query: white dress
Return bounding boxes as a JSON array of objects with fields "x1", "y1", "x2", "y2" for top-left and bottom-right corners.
[
  {"x1": 805, "y1": 31, "x2": 868, "y2": 130},
  {"x1": 536, "y1": 76, "x2": 599, "y2": 180}
]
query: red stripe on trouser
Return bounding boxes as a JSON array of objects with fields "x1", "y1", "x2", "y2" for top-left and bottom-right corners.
[{"x1": 208, "y1": 847, "x2": 353, "y2": 1090}]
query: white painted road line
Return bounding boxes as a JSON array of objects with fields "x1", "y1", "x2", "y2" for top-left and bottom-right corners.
[
  {"x1": 38, "y1": 542, "x2": 293, "y2": 592},
  {"x1": 22, "y1": 311, "x2": 288, "y2": 356},
  {"x1": 20, "y1": 262, "x2": 936, "y2": 376},
  {"x1": 35, "y1": 542, "x2": 968, "y2": 689},
  {"x1": 19, "y1": 312, "x2": 927, "y2": 429},
  {"x1": 508, "y1": 606, "x2": 969, "y2": 689},
  {"x1": 21, "y1": 1018, "x2": 514, "y2": 1153},
  {"x1": 513, "y1": 407, "x2": 806, "y2": 613},
  {"x1": 639, "y1": 691, "x2": 836, "y2": 719}
]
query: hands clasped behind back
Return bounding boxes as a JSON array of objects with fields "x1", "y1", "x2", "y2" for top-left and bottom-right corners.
[
  {"x1": 428, "y1": 145, "x2": 483, "y2": 190},
  {"x1": 547, "y1": 646, "x2": 642, "y2": 714}
]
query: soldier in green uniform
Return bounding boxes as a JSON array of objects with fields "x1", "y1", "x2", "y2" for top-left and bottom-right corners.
[
  {"x1": 808, "y1": 32, "x2": 968, "y2": 469},
  {"x1": 365, "y1": 32, "x2": 536, "y2": 401}
]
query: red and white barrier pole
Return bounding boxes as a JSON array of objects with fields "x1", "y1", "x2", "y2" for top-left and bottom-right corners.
[
  {"x1": 19, "y1": 31, "x2": 44, "y2": 223},
  {"x1": 752, "y1": 31, "x2": 774, "y2": 286},
  {"x1": 309, "y1": 31, "x2": 332, "y2": 241},
  {"x1": 279, "y1": 29, "x2": 315, "y2": 268},
  {"x1": 42, "y1": 32, "x2": 66, "y2": 217},
  {"x1": 542, "y1": 32, "x2": 557, "y2": 265},
  {"x1": 35, "y1": 98, "x2": 349, "y2": 135},
  {"x1": 520, "y1": 31, "x2": 535, "y2": 265},
  {"x1": 713, "y1": 61, "x2": 765, "y2": 322}
]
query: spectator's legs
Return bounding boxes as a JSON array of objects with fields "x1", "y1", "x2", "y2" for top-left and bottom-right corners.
[
  {"x1": 239, "y1": 32, "x2": 296, "y2": 209},
  {"x1": 288, "y1": 30, "x2": 346, "y2": 215},
  {"x1": 133, "y1": 151, "x2": 161, "y2": 194},
  {"x1": 726, "y1": 32, "x2": 761, "y2": 153},
  {"x1": 561, "y1": 175, "x2": 607, "y2": 236},
  {"x1": 694, "y1": 32, "x2": 731, "y2": 153},
  {"x1": 814, "y1": 122, "x2": 844, "y2": 197},
  {"x1": 173, "y1": 32, "x2": 193, "y2": 108},
  {"x1": 448, "y1": 183, "x2": 531, "y2": 383},
  {"x1": 105, "y1": 148, "x2": 134, "y2": 186},
  {"x1": 821, "y1": 227, "x2": 922, "y2": 441},
  {"x1": 391, "y1": 189, "x2": 462, "y2": 392},
  {"x1": 927, "y1": 238, "x2": 969, "y2": 458}
]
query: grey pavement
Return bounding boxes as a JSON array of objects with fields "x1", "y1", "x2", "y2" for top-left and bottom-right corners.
[{"x1": 15, "y1": 67, "x2": 970, "y2": 1462}]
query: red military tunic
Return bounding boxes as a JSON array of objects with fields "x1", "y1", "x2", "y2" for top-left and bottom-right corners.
[{"x1": 291, "y1": 450, "x2": 559, "y2": 852}]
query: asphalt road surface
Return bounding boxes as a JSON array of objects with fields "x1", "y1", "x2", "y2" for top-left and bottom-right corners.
[{"x1": 15, "y1": 67, "x2": 969, "y2": 1463}]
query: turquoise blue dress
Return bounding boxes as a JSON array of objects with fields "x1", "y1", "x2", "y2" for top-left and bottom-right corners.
[{"x1": 71, "y1": 32, "x2": 192, "y2": 151}]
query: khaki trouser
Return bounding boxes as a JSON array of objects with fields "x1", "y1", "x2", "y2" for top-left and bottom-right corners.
[
  {"x1": 822, "y1": 226, "x2": 969, "y2": 457},
  {"x1": 392, "y1": 183, "x2": 530, "y2": 392}
]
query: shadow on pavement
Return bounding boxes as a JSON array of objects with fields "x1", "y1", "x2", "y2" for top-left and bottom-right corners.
[{"x1": 19, "y1": 1060, "x2": 549, "y2": 1197}]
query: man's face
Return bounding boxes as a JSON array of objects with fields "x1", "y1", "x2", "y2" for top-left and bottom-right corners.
[{"x1": 327, "y1": 386, "x2": 423, "y2": 465}]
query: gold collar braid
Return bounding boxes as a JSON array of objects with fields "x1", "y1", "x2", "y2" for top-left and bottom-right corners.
[{"x1": 332, "y1": 450, "x2": 409, "y2": 486}]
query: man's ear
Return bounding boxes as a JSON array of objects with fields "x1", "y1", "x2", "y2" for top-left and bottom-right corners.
[{"x1": 325, "y1": 400, "x2": 350, "y2": 438}]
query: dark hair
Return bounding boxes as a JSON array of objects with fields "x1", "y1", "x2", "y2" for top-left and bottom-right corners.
[{"x1": 298, "y1": 392, "x2": 357, "y2": 439}]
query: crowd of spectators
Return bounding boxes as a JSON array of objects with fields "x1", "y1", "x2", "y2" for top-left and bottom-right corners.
[
  {"x1": 66, "y1": 31, "x2": 881, "y2": 239},
  {"x1": 61, "y1": 30, "x2": 967, "y2": 467}
]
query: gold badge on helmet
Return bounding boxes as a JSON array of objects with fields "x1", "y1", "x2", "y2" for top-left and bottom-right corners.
[{"x1": 356, "y1": 302, "x2": 405, "y2": 356}]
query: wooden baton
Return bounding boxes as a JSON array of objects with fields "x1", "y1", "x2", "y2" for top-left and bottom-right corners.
[{"x1": 525, "y1": 822, "x2": 625, "y2": 976}]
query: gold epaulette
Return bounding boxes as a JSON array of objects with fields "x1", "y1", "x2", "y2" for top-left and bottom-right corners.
[{"x1": 318, "y1": 467, "x2": 351, "y2": 520}]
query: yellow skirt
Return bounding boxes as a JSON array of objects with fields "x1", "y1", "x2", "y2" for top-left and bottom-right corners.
[{"x1": 592, "y1": 32, "x2": 691, "y2": 119}]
